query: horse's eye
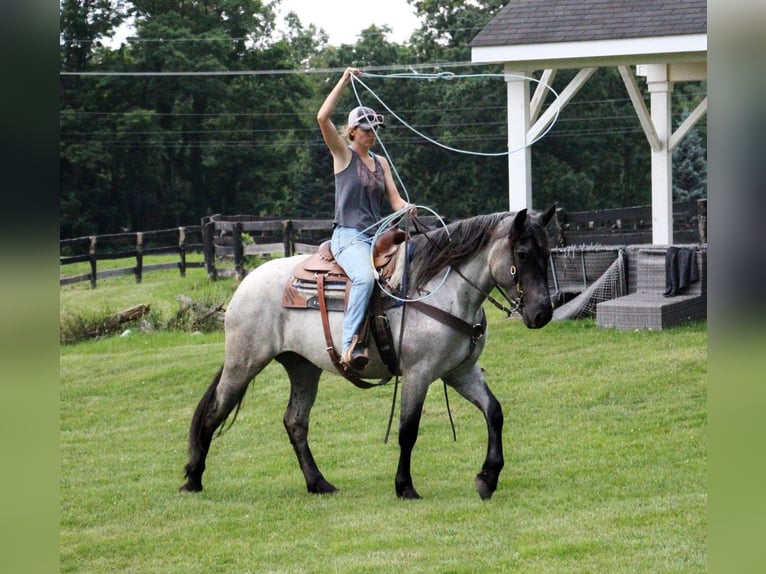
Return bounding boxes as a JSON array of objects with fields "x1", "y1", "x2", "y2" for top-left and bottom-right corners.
[{"x1": 516, "y1": 250, "x2": 529, "y2": 263}]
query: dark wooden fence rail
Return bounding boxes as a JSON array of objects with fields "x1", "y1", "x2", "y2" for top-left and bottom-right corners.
[
  {"x1": 200, "y1": 214, "x2": 448, "y2": 281},
  {"x1": 60, "y1": 200, "x2": 706, "y2": 287},
  {"x1": 60, "y1": 226, "x2": 205, "y2": 287},
  {"x1": 557, "y1": 198, "x2": 706, "y2": 246}
]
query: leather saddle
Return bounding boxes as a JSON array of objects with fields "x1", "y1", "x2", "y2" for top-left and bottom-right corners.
[
  {"x1": 283, "y1": 228, "x2": 406, "y2": 310},
  {"x1": 282, "y1": 227, "x2": 407, "y2": 387}
]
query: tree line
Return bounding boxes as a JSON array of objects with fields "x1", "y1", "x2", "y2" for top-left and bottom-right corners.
[{"x1": 60, "y1": 0, "x2": 707, "y2": 238}]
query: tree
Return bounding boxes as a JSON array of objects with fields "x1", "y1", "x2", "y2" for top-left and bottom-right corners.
[
  {"x1": 60, "y1": 1, "x2": 706, "y2": 236},
  {"x1": 60, "y1": 0, "x2": 127, "y2": 72},
  {"x1": 60, "y1": 0, "x2": 317, "y2": 233},
  {"x1": 531, "y1": 68, "x2": 653, "y2": 212},
  {"x1": 673, "y1": 118, "x2": 707, "y2": 202}
]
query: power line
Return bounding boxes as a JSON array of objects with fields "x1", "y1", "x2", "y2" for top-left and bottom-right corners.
[
  {"x1": 59, "y1": 126, "x2": 652, "y2": 150},
  {"x1": 59, "y1": 60, "x2": 488, "y2": 77},
  {"x1": 58, "y1": 103, "x2": 511, "y2": 118}
]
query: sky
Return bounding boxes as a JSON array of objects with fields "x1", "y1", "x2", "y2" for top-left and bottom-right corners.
[
  {"x1": 106, "y1": 0, "x2": 422, "y2": 49},
  {"x1": 276, "y1": 0, "x2": 421, "y2": 45}
]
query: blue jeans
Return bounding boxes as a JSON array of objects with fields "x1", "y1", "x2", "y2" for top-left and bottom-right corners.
[{"x1": 331, "y1": 227, "x2": 376, "y2": 352}]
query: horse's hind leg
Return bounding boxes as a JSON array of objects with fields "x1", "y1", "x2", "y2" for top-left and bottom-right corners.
[
  {"x1": 276, "y1": 352, "x2": 338, "y2": 494},
  {"x1": 179, "y1": 360, "x2": 259, "y2": 493},
  {"x1": 443, "y1": 365, "x2": 504, "y2": 500}
]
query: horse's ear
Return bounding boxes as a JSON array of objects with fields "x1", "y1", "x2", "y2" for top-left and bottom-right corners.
[
  {"x1": 511, "y1": 209, "x2": 528, "y2": 236},
  {"x1": 541, "y1": 204, "x2": 556, "y2": 227}
]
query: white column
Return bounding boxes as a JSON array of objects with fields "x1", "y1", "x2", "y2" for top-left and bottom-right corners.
[
  {"x1": 505, "y1": 68, "x2": 532, "y2": 211},
  {"x1": 645, "y1": 64, "x2": 674, "y2": 245}
]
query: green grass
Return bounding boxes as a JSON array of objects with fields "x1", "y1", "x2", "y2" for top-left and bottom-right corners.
[{"x1": 60, "y1": 270, "x2": 706, "y2": 573}]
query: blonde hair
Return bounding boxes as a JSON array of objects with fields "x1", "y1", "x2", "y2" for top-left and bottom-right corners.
[{"x1": 340, "y1": 124, "x2": 355, "y2": 141}]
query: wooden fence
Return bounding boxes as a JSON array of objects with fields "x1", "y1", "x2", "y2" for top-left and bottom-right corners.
[
  {"x1": 60, "y1": 199, "x2": 706, "y2": 287},
  {"x1": 557, "y1": 198, "x2": 706, "y2": 246},
  {"x1": 199, "y1": 214, "x2": 448, "y2": 281},
  {"x1": 59, "y1": 226, "x2": 205, "y2": 287}
]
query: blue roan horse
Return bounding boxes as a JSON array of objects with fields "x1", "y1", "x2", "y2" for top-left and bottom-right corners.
[{"x1": 180, "y1": 206, "x2": 555, "y2": 499}]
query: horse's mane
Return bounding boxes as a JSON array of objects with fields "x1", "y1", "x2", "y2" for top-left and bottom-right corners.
[
  {"x1": 394, "y1": 211, "x2": 551, "y2": 293},
  {"x1": 405, "y1": 212, "x2": 510, "y2": 290}
]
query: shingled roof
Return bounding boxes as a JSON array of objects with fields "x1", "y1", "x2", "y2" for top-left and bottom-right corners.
[{"x1": 471, "y1": 0, "x2": 707, "y2": 47}]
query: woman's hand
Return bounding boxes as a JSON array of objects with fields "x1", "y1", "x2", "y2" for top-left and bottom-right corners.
[{"x1": 342, "y1": 67, "x2": 361, "y2": 84}]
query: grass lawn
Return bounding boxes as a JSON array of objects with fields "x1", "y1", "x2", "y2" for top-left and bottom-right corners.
[{"x1": 60, "y1": 269, "x2": 706, "y2": 573}]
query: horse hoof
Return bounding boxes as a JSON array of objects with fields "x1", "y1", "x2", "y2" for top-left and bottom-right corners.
[
  {"x1": 308, "y1": 478, "x2": 338, "y2": 494},
  {"x1": 179, "y1": 481, "x2": 203, "y2": 493},
  {"x1": 397, "y1": 485, "x2": 422, "y2": 500},
  {"x1": 474, "y1": 475, "x2": 494, "y2": 500}
]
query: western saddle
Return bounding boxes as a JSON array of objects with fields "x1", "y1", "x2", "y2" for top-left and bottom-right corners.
[{"x1": 282, "y1": 228, "x2": 407, "y2": 386}]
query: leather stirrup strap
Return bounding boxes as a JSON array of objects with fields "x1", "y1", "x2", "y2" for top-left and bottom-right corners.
[{"x1": 317, "y1": 274, "x2": 386, "y2": 390}]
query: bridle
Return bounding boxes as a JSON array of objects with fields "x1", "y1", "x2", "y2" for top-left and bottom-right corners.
[
  {"x1": 405, "y1": 215, "x2": 526, "y2": 318},
  {"x1": 449, "y1": 237, "x2": 524, "y2": 318}
]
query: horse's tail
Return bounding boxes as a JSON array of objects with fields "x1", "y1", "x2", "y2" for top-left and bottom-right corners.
[{"x1": 187, "y1": 365, "x2": 247, "y2": 458}]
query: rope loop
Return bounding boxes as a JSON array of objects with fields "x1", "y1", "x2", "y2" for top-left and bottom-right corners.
[
  {"x1": 371, "y1": 205, "x2": 451, "y2": 304},
  {"x1": 343, "y1": 70, "x2": 560, "y2": 303}
]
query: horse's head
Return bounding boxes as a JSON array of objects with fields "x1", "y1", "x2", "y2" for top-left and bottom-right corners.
[{"x1": 489, "y1": 205, "x2": 556, "y2": 329}]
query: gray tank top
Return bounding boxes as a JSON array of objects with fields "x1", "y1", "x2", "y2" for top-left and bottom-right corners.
[{"x1": 333, "y1": 149, "x2": 386, "y2": 231}]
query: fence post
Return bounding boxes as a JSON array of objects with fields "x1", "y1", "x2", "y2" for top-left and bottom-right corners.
[
  {"x1": 553, "y1": 207, "x2": 565, "y2": 247},
  {"x1": 202, "y1": 217, "x2": 217, "y2": 280},
  {"x1": 282, "y1": 220, "x2": 293, "y2": 257},
  {"x1": 696, "y1": 198, "x2": 707, "y2": 244},
  {"x1": 135, "y1": 232, "x2": 144, "y2": 283},
  {"x1": 233, "y1": 222, "x2": 245, "y2": 281},
  {"x1": 178, "y1": 227, "x2": 187, "y2": 277},
  {"x1": 88, "y1": 236, "x2": 97, "y2": 288},
  {"x1": 556, "y1": 208, "x2": 568, "y2": 247}
]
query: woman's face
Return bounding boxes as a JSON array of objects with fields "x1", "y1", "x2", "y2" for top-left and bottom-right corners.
[{"x1": 352, "y1": 126, "x2": 377, "y2": 144}]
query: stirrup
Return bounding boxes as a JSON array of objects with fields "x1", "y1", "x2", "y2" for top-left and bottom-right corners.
[{"x1": 342, "y1": 335, "x2": 369, "y2": 370}]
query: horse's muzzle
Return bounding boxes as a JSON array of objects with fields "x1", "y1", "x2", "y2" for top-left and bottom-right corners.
[{"x1": 524, "y1": 302, "x2": 553, "y2": 329}]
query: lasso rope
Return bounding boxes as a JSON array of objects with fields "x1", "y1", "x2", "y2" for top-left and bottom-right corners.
[
  {"x1": 370, "y1": 205, "x2": 452, "y2": 303},
  {"x1": 353, "y1": 71, "x2": 561, "y2": 157},
  {"x1": 343, "y1": 71, "x2": 560, "y2": 302}
]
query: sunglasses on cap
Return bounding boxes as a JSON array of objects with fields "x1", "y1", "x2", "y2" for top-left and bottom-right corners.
[
  {"x1": 349, "y1": 106, "x2": 385, "y2": 129},
  {"x1": 357, "y1": 112, "x2": 384, "y2": 125}
]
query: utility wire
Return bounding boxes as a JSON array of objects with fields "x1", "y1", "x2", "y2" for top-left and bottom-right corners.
[{"x1": 59, "y1": 60, "x2": 492, "y2": 77}]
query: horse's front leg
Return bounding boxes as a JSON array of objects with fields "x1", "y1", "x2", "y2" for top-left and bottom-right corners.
[
  {"x1": 443, "y1": 364, "x2": 504, "y2": 500},
  {"x1": 395, "y1": 376, "x2": 430, "y2": 499}
]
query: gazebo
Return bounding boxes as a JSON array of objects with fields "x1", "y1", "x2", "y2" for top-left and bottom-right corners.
[{"x1": 470, "y1": 0, "x2": 707, "y2": 245}]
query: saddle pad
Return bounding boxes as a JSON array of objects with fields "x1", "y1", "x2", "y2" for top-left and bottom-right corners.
[{"x1": 282, "y1": 276, "x2": 348, "y2": 310}]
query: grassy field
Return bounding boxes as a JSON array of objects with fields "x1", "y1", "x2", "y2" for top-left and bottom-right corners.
[{"x1": 60, "y1": 268, "x2": 706, "y2": 573}]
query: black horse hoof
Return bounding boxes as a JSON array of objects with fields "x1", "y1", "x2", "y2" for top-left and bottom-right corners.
[
  {"x1": 308, "y1": 478, "x2": 338, "y2": 494},
  {"x1": 396, "y1": 485, "x2": 422, "y2": 500},
  {"x1": 474, "y1": 474, "x2": 495, "y2": 500},
  {"x1": 179, "y1": 480, "x2": 203, "y2": 493}
]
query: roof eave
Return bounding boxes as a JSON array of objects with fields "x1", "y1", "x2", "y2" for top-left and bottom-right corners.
[{"x1": 471, "y1": 33, "x2": 707, "y2": 70}]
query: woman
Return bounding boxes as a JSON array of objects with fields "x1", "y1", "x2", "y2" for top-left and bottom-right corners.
[{"x1": 316, "y1": 67, "x2": 413, "y2": 370}]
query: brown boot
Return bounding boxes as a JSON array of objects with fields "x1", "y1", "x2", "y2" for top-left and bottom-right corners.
[{"x1": 342, "y1": 334, "x2": 369, "y2": 370}]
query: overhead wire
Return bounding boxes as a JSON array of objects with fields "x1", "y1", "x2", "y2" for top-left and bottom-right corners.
[
  {"x1": 59, "y1": 68, "x2": 703, "y2": 149},
  {"x1": 59, "y1": 61, "x2": 484, "y2": 77}
]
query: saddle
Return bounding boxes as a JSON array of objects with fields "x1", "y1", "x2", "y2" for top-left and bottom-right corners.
[
  {"x1": 282, "y1": 228, "x2": 406, "y2": 310},
  {"x1": 282, "y1": 228, "x2": 407, "y2": 388}
]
